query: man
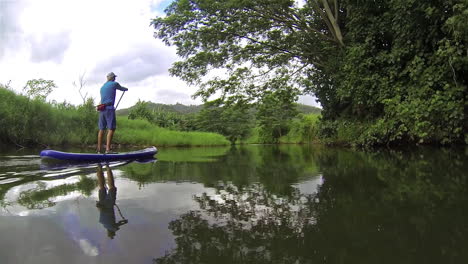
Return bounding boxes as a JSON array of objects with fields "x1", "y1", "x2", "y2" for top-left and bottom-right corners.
[{"x1": 97, "y1": 72, "x2": 128, "y2": 154}]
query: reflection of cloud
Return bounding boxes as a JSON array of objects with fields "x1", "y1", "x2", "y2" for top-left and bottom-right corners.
[
  {"x1": 29, "y1": 31, "x2": 71, "y2": 63},
  {"x1": 89, "y1": 44, "x2": 175, "y2": 84},
  {"x1": 79, "y1": 239, "x2": 99, "y2": 257},
  {"x1": 294, "y1": 176, "x2": 323, "y2": 195}
]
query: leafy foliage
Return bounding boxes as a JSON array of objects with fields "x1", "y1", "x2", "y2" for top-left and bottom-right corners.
[
  {"x1": 256, "y1": 88, "x2": 299, "y2": 142},
  {"x1": 128, "y1": 100, "x2": 154, "y2": 122},
  {"x1": 195, "y1": 100, "x2": 254, "y2": 144},
  {"x1": 128, "y1": 100, "x2": 198, "y2": 131},
  {"x1": 118, "y1": 102, "x2": 203, "y2": 116},
  {"x1": 123, "y1": 99, "x2": 319, "y2": 144},
  {"x1": 0, "y1": 84, "x2": 96, "y2": 146},
  {"x1": 22, "y1": 78, "x2": 56, "y2": 101}
]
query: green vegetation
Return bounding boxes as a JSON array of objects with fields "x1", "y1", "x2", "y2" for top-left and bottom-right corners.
[
  {"x1": 256, "y1": 88, "x2": 299, "y2": 143},
  {"x1": 152, "y1": 0, "x2": 468, "y2": 147},
  {"x1": 0, "y1": 84, "x2": 96, "y2": 147},
  {"x1": 127, "y1": 100, "x2": 198, "y2": 131},
  {"x1": 17, "y1": 176, "x2": 96, "y2": 209},
  {"x1": 279, "y1": 113, "x2": 321, "y2": 144},
  {"x1": 244, "y1": 113, "x2": 320, "y2": 144},
  {"x1": 124, "y1": 97, "x2": 321, "y2": 144},
  {"x1": 0, "y1": 84, "x2": 230, "y2": 147},
  {"x1": 118, "y1": 101, "x2": 202, "y2": 116},
  {"x1": 116, "y1": 117, "x2": 229, "y2": 146},
  {"x1": 194, "y1": 100, "x2": 254, "y2": 144},
  {"x1": 22, "y1": 79, "x2": 57, "y2": 101},
  {"x1": 1, "y1": 82, "x2": 319, "y2": 148}
]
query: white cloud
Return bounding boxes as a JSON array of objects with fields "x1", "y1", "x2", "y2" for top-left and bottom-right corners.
[
  {"x1": 298, "y1": 95, "x2": 321, "y2": 108},
  {"x1": 29, "y1": 31, "x2": 72, "y2": 63},
  {"x1": 0, "y1": 0, "x2": 199, "y2": 108}
]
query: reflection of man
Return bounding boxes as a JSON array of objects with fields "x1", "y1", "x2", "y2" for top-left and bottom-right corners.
[{"x1": 96, "y1": 163, "x2": 128, "y2": 239}]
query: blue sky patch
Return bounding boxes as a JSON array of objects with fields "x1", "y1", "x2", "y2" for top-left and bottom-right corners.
[{"x1": 152, "y1": 0, "x2": 175, "y2": 13}]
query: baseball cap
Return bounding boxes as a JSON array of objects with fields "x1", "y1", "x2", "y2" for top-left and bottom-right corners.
[{"x1": 107, "y1": 72, "x2": 117, "y2": 78}]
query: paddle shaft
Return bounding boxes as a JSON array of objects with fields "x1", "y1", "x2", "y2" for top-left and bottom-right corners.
[{"x1": 115, "y1": 90, "x2": 126, "y2": 110}]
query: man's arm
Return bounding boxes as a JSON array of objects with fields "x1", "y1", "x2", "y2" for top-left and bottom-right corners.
[{"x1": 116, "y1": 83, "x2": 128, "y2": 91}]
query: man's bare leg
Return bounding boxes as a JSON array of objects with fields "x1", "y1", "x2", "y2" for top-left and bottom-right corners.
[
  {"x1": 97, "y1": 164, "x2": 105, "y2": 189},
  {"x1": 106, "y1": 129, "x2": 115, "y2": 152},
  {"x1": 97, "y1": 130, "x2": 105, "y2": 153},
  {"x1": 106, "y1": 165, "x2": 115, "y2": 189}
]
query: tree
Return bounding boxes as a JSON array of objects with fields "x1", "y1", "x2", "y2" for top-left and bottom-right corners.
[
  {"x1": 22, "y1": 79, "x2": 56, "y2": 101},
  {"x1": 196, "y1": 99, "x2": 254, "y2": 144},
  {"x1": 151, "y1": 0, "x2": 344, "y2": 105},
  {"x1": 256, "y1": 86, "x2": 299, "y2": 143},
  {"x1": 72, "y1": 72, "x2": 89, "y2": 104},
  {"x1": 128, "y1": 100, "x2": 154, "y2": 122}
]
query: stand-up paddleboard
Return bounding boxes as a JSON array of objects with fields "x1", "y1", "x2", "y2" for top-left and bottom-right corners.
[{"x1": 40, "y1": 146, "x2": 157, "y2": 162}]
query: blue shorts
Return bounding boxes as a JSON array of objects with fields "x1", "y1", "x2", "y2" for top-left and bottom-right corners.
[{"x1": 98, "y1": 108, "x2": 116, "y2": 130}]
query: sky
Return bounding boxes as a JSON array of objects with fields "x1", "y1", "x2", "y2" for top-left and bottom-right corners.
[{"x1": 0, "y1": 0, "x2": 319, "y2": 109}]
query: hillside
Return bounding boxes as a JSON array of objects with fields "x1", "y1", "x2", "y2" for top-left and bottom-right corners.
[
  {"x1": 117, "y1": 102, "x2": 203, "y2": 116},
  {"x1": 296, "y1": 104, "x2": 322, "y2": 114},
  {"x1": 117, "y1": 102, "x2": 321, "y2": 116}
]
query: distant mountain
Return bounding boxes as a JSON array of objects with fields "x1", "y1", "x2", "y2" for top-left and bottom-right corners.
[
  {"x1": 117, "y1": 102, "x2": 203, "y2": 116},
  {"x1": 117, "y1": 102, "x2": 321, "y2": 116},
  {"x1": 296, "y1": 104, "x2": 322, "y2": 114}
]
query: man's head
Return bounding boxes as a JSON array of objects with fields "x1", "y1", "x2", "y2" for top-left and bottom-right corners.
[{"x1": 106, "y1": 72, "x2": 117, "y2": 81}]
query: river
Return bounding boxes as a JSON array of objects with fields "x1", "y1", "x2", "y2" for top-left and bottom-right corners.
[{"x1": 0, "y1": 145, "x2": 467, "y2": 263}]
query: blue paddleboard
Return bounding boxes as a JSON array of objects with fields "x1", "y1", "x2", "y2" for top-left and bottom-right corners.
[{"x1": 40, "y1": 146, "x2": 157, "y2": 162}]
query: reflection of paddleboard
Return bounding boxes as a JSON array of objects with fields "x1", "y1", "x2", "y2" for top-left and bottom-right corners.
[{"x1": 40, "y1": 146, "x2": 157, "y2": 162}]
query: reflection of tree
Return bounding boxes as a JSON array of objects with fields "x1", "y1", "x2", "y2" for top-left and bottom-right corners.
[
  {"x1": 309, "y1": 147, "x2": 468, "y2": 263},
  {"x1": 155, "y1": 147, "x2": 468, "y2": 264},
  {"x1": 2, "y1": 160, "x2": 135, "y2": 210},
  {"x1": 125, "y1": 145, "x2": 319, "y2": 196},
  {"x1": 155, "y1": 184, "x2": 315, "y2": 264},
  {"x1": 17, "y1": 176, "x2": 96, "y2": 209}
]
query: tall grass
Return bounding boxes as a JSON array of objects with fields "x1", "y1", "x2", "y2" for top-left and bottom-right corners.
[
  {"x1": 116, "y1": 118, "x2": 229, "y2": 146},
  {"x1": 0, "y1": 86, "x2": 96, "y2": 146},
  {"x1": 279, "y1": 113, "x2": 321, "y2": 143},
  {"x1": 243, "y1": 113, "x2": 321, "y2": 144},
  {"x1": 0, "y1": 85, "x2": 230, "y2": 147}
]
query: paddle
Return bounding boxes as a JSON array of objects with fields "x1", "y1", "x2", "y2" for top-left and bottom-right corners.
[{"x1": 115, "y1": 90, "x2": 126, "y2": 110}]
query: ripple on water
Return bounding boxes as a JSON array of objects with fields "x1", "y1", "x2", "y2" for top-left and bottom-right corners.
[
  {"x1": 43, "y1": 169, "x2": 82, "y2": 178},
  {"x1": 0, "y1": 155, "x2": 42, "y2": 168},
  {"x1": 0, "y1": 177, "x2": 22, "y2": 185}
]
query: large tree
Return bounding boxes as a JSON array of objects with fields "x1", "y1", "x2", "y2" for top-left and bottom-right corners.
[
  {"x1": 196, "y1": 99, "x2": 254, "y2": 144},
  {"x1": 151, "y1": 0, "x2": 344, "y2": 104}
]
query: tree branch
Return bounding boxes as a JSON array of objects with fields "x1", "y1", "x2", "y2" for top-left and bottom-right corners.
[{"x1": 320, "y1": 0, "x2": 344, "y2": 46}]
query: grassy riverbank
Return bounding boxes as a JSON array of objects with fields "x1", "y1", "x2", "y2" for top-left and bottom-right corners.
[
  {"x1": 0, "y1": 85, "x2": 229, "y2": 147},
  {"x1": 116, "y1": 118, "x2": 229, "y2": 146}
]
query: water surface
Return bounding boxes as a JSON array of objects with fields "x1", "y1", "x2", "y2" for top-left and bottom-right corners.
[{"x1": 1, "y1": 145, "x2": 467, "y2": 263}]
